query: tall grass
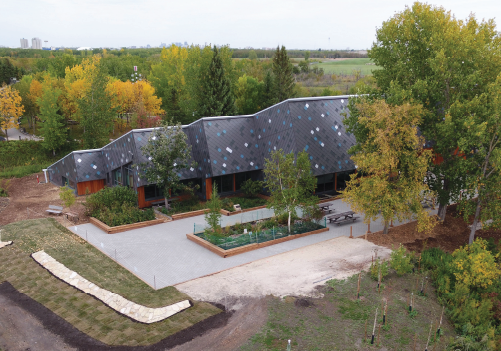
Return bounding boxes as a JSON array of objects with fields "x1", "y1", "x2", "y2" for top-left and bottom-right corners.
[{"x1": 0, "y1": 140, "x2": 78, "y2": 179}]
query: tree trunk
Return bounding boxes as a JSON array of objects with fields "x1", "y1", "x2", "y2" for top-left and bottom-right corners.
[
  {"x1": 4, "y1": 129, "x2": 8, "y2": 141},
  {"x1": 469, "y1": 199, "x2": 482, "y2": 244},
  {"x1": 383, "y1": 221, "x2": 389, "y2": 234},
  {"x1": 288, "y1": 211, "x2": 291, "y2": 234},
  {"x1": 52, "y1": 149, "x2": 55, "y2": 156},
  {"x1": 164, "y1": 197, "x2": 170, "y2": 210},
  {"x1": 437, "y1": 204, "x2": 447, "y2": 223}
]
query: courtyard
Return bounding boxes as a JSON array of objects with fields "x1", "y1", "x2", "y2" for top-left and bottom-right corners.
[{"x1": 68, "y1": 200, "x2": 438, "y2": 289}]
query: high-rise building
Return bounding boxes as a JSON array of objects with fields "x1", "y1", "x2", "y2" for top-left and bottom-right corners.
[
  {"x1": 31, "y1": 37, "x2": 42, "y2": 49},
  {"x1": 20, "y1": 38, "x2": 29, "y2": 49}
]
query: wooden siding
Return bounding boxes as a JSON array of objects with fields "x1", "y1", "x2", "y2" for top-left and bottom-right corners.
[
  {"x1": 138, "y1": 186, "x2": 161, "y2": 209},
  {"x1": 76, "y1": 179, "x2": 105, "y2": 196},
  {"x1": 205, "y1": 178, "x2": 212, "y2": 201}
]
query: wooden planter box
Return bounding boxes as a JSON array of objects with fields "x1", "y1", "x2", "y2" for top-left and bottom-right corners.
[
  {"x1": 171, "y1": 208, "x2": 209, "y2": 220},
  {"x1": 219, "y1": 205, "x2": 268, "y2": 216},
  {"x1": 186, "y1": 226, "x2": 329, "y2": 258},
  {"x1": 89, "y1": 217, "x2": 165, "y2": 234}
]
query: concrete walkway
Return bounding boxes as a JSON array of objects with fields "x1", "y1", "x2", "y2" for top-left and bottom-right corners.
[
  {"x1": 69, "y1": 199, "x2": 437, "y2": 289},
  {"x1": 5, "y1": 126, "x2": 41, "y2": 141}
]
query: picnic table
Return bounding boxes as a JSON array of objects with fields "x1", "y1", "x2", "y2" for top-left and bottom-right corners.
[
  {"x1": 327, "y1": 211, "x2": 359, "y2": 225},
  {"x1": 317, "y1": 202, "x2": 334, "y2": 213}
]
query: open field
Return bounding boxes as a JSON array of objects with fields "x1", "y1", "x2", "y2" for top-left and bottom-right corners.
[
  {"x1": 312, "y1": 58, "x2": 380, "y2": 76},
  {"x1": 240, "y1": 271, "x2": 454, "y2": 351},
  {"x1": 0, "y1": 219, "x2": 221, "y2": 346}
]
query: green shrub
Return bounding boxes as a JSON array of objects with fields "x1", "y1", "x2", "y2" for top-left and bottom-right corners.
[
  {"x1": 84, "y1": 186, "x2": 154, "y2": 226},
  {"x1": 390, "y1": 244, "x2": 414, "y2": 276},
  {"x1": 59, "y1": 186, "x2": 75, "y2": 208},
  {"x1": 0, "y1": 140, "x2": 79, "y2": 178},
  {"x1": 370, "y1": 258, "x2": 389, "y2": 282},
  {"x1": 85, "y1": 186, "x2": 137, "y2": 216},
  {"x1": 421, "y1": 241, "x2": 501, "y2": 348},
  {"x1": 240, "y1": 179, "x2": 263, "y2": 198},
  {"x1": 0, "y1": 179, "x2": 9, "y2": 197}
]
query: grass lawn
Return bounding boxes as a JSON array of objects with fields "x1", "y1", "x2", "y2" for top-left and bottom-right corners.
[
  {"x1": 312, "y1": 58, "x2": 381, "y2": 76},
  {"x1": 0, "y1": 219, "x2": 221, "y2": 346},
  {"x1": 241, "y1": 271, "x2": 455, "y2": 351}
]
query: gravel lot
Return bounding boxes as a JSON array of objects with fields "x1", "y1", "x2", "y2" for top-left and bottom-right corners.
[{"x1": 176, "y1": 236, "x2": 391, "y2": 304}]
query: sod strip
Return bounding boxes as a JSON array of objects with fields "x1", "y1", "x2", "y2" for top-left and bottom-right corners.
[{"x1": 32, "y1": 250, "x2": 191, "y2": 324}]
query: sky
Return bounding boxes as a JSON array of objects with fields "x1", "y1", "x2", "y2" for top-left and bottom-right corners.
[{"x1": 2, "y1": 0, "x2": 500, "y2": 50}]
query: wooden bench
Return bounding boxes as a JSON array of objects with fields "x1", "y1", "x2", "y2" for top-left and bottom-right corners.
[
  {"x1": 46, "y1": 205, "x2": 63, "y2": 215},
  {"x1": 151, "y1": 199, "x2": 165, "y2": 206}
]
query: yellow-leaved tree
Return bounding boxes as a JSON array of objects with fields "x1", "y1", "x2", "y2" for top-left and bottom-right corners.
[
  {"x1": 0, "y1": 85, "x2": 24, "y2": 140},
  {"x1": 63, "y1": 56, "x2": 99, "y2": 121},
  {"x1": 343, "y1": 99, "x2": 436, "y2": 234}
]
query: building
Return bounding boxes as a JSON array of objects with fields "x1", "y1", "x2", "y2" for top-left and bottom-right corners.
[
  {"x1": 47, "y1": 96, "x2": 357, "y2": 207},
  {"x1": 31, "y1": 37, "x2": 42, "y2": 49},
  {"x1": 20, "y1": 38, "x2": 29, "y2": 49}
]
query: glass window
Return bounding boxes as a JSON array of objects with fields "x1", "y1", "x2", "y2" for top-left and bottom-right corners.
[
  {"x1": 336, "y1": 170, "x2": 356, "y2": 191},
  {"x1": 316, "y1": 174, "x2": 334, "y2": 192},
  {"x1": 124, "y1": 164, "x2": 134, "y2": 188},
  {"x1": 144, "y1": 184, "x2": 164, "y2": 201},
  {"x1": 113, "y1": 169, "x2": 122, "y2": 186},
  {"x1": 235, "y1": 170, "x2": 260, "y2": 190},
  {"x1": 62, "y1": 176, "x2": 68, "y2": 187},
  {"x1": 68, "y1": 179, "x2": 76, "y2": 189},
  {"x1": 213, "y1": 174, "x2": 234, "y2": 194}
]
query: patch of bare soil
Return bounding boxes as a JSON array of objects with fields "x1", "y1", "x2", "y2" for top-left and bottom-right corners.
[
  {"x1": 0, "y1": 197, "x2": 8, "y2": 215},
  {"x1": 365, "y1": 204, "x2": 501, "y2": 253},
  {"x1": 0, "y1": 172, "x2": 89, "y2": 227},
  {"x1": 170, "y1": 297, "x2": 269, "y2": 351}
]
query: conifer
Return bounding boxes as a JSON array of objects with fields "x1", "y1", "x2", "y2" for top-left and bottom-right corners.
[{"x1": 199, "y1": 46, "x2": 237, "y2": 117}]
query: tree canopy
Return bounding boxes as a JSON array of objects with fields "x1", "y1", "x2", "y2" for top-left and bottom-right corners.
[
  {"x1": 367, "y1": 2, "x2": 501, "y2": 222},
  {"x1": 343, "y1": 99, "x2": 435, "y2": 234}
]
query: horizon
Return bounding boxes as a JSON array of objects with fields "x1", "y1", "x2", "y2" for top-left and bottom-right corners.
[{"x1": 2, "y1": 0, "x2": 500, "y2": 50}]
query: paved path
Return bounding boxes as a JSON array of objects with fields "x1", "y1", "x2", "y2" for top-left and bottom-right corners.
[
  {"x1": 69, "y1": 199, "x2": 437, "y2": 289},
  {"x1": 5, "y1": 126, "x2": 41, "y2": 141}
]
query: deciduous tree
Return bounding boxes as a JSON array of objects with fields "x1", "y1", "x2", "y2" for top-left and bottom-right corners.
[
  {"x1": 37, "y1": 85, "x2": 66, "y2": 155},
  {"x1": 0, "y1": 85, "x2": 24, "y2": 140},
  {"x1": 368, "y1": 2, "x2": 501, "y2": 223},
  {"x1": 139, "y1": 118, "x2": 196, "y2": 209},
  {"x1": 454, "y1": 74, "x2": 501, "y2": 244},
  {"x1": 235, "y1": 74, "x2": 263, "y2": 115},
  {"x1": 78, "y1": 62, "x2": 115, "y2": 149},
  {"x1": 343, "y1": 99, "x2": 435, "y2": 234},
  {"x1": 263, "y1": 149, "x2": 317, "y2": 233}
]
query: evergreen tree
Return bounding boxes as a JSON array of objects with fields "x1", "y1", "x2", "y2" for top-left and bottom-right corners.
[
  {"x1": 78, "y1": 64, "x2": 115, "y2": 149},
  {"x1": 262, "y1": 70, "x2": 276, "y2": 108},
  {"x1": 37, "y1": 85, "x2": 66, "y2": 156},
  {"x1": 272, "y1": 46, "x2": 295, "y2": 102},
  {"x1": 198, "y1": 46, "x2": 237, "y2": 117}
]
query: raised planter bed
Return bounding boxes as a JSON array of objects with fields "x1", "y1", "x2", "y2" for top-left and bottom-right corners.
[
  {"x1": 220, "y1": 204, "x2": 268, "y2": 216},
  {"x1": 89, "y1": 217, "x2": 165, "y2": 234},
  {"x1": 186, "y1": 226, "x2": 329, "y2": 258},
  {"x1": 171, "y1": 208, "x2": 209, "y2": 220}
]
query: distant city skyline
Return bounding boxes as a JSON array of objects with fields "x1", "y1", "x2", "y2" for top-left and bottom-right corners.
[{"x1": 3, "y1": 0, "x2": 500, "y2": 50}]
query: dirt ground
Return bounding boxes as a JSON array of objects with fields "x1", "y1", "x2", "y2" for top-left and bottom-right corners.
[
  {"x1": 176, "y1": 236, "x2": 392, "y2": 303},
  {"x1": 365, "y1": 204, "x2": 501, "y2": 253},
  {"x1": 0, "y1": 279, "x2": 259, "y2": 351},
  {"x1": 0, "y1": 172, "x2": 89, "y2": 226}
]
